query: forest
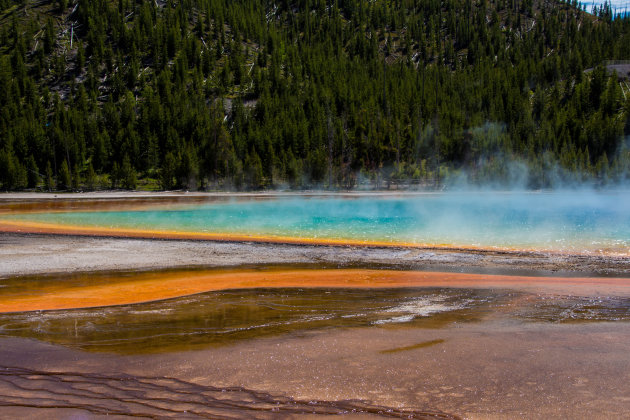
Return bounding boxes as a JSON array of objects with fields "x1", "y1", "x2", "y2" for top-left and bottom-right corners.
[{"x1": 0, "y1": 0, "x2": 629, "y2": 190}]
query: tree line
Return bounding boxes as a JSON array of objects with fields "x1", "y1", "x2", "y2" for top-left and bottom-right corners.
[{"x1": 0, "y1": 0, "x2": 629, "y2": 191}]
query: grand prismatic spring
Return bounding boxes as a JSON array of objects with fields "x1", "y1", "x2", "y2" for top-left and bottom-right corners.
[
  {"x1": 2, "y1": 192, "x2": 630, "y2": 253},
  {"x1": 1, "y1": 191, "x2": 630, "y2": 419}
]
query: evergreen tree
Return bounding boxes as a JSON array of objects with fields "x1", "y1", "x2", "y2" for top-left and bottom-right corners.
[
  {"x1": 85, "y1": 162, "x2": 97, "y2": 190},
  {"x1": 0, "y1": 0, "x2": 627, "y2": 190},
  {"x1": 121, "y1": 155, "x2": 137, "y2": 190},
  {"x1": 45, "y1": 161, "x2": 54, "y2": 191},
  {"x1": 26, "y1": 155, "x2": 39, "y2": 188},
  {"x1": 58, "y1": 160, "x2": 72, "y2": 190},
  {"x1": 160, "y1": 152, "x2": 177, "y2": 190}
]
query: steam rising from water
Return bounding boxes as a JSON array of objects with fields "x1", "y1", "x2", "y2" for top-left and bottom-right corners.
[{"x1": 3, "y1": 191, "x2": 629, "y2": 253}]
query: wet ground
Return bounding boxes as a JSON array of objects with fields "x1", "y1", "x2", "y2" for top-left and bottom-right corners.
[
  {"x1": 0, "y1": 286, "x2": 513, "y2": 353},
  {"x1": 2, "y1": 285, "x2": 630, "y2": 354},
  {"x1": 3, "y1": 266, "x2": 630, "y2": 312},
  {"x1": 1, "y1": 268, "x2": 630, "y2": 418}
]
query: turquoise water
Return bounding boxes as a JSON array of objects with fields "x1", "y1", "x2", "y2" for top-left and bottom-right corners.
[{"x1": 5, "y1": 192, "x2": 630, "y2": 253}]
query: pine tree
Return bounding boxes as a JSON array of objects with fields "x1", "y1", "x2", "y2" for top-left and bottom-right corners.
[
  {"x1": 121, "y1": 155, "x2": 137, "y2": 190},
  {"x1": 85, "y1": 162, "x2": 97, "y2": 191},
  {"x1": 59, "y1": 160, "x2": 72, "y2": 190},
  {"x1": 45, "y1": 161, "x2": 55, "y2": 191},
  {"x1": 26, "y1": 155, "x2": 39, "y2": 188},
  {"x1": 160, "y1": 152, "x2": 177, "y2": 190}
]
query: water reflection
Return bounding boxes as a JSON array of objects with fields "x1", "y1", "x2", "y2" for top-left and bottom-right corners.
[
  {"x1": 0, "y1": 288, "x2": 509, "y2": 354},
  {"x1": 2, "y1": 285, "x2": 630, "y2": 355}
]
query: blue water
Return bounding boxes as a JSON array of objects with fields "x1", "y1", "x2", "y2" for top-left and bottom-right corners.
[{"x1": 5, "y1": 192, "x2": 630, "y2": 253}]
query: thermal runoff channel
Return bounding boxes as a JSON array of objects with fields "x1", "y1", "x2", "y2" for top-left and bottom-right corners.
[{"x1": 2, "y1": 192, "x2": 629, "y2": 254}]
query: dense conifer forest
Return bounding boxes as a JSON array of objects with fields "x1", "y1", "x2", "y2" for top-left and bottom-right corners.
[{"x1": 0, "y1": 0, "x2": 629, "y2": 190}]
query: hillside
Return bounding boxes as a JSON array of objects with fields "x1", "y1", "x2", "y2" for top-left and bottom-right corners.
[{"x1": 0, "y1": 0, "x2": 629, "y2": 190}]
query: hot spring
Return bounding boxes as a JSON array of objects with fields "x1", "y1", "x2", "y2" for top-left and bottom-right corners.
[
  {"x1": 2, "y1": 192, "x2": 630, "y2": 418},
  {"x1": 1, "y1": 191, "x2": 629, "y2": 255}
]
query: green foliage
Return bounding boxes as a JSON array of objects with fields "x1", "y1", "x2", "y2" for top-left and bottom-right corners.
[
  {"x1": 85, "y1": 162, "x2": 97, "y2": 190},
  {"x1": 120, "y1": 155, "x2": 137, "y2": 190},
  {"x1": 0, "y1": 148, "x2": 27, "y2": 190},
  {"x1": 58, "y1": 160, "x2": 72, "y2": 190},
  {"x1": 110, "y1": 161, "x2": 120, "y2": 189},
  {"x1": 45, "y1": 161, "x2": 54, "y2": 191},
  {"x1": 245, "y1": 149, "x2": 264, "y2": 190},
  {"x1": 25, "y1": 155, "x2": 38, "y2": 188},
  {"x1": 160, "y1": 152, "x2": 177, "y2": 190},
  {"x1": 0, "y1": 0, "x2": 629, "y2": 190},
  {"x1": 177, "y1": 145, "x2": 199, "y2": 190},
  {"x1": 72, "y1": 164, "x2": 81, "y2": 190}
]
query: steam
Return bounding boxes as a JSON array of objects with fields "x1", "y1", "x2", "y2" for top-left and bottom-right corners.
[
  {"x1": 432, "y1": 124, "x2": 630, "y2": 192},
  {"x1": 5, "y1": 191, "x2": 630, "y2": 255},
  {"x1": 278, "y1": 121, "x2": 630, "y2": 192}
]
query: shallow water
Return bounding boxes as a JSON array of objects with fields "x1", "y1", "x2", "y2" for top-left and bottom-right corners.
[
  {"x1": 516, "y1": 294, "x2": 630, "y2": 323},
  {"x1": 3, "y1": 192, "x2": 629, "y2": 253},
  {"x1": 2, "y1": 262, "x2": 630, "y2": 417},
  {"x1": 2, "y1": 283, "x2": 629, "y2": 354},
  {"x1": 0, "y1": 287, "x2": 505, "y2": 353}
]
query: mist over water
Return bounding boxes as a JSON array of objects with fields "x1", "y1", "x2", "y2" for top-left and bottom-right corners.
[{"x1": 4, "y1": 191, "x2": 630, "y2": 254}]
